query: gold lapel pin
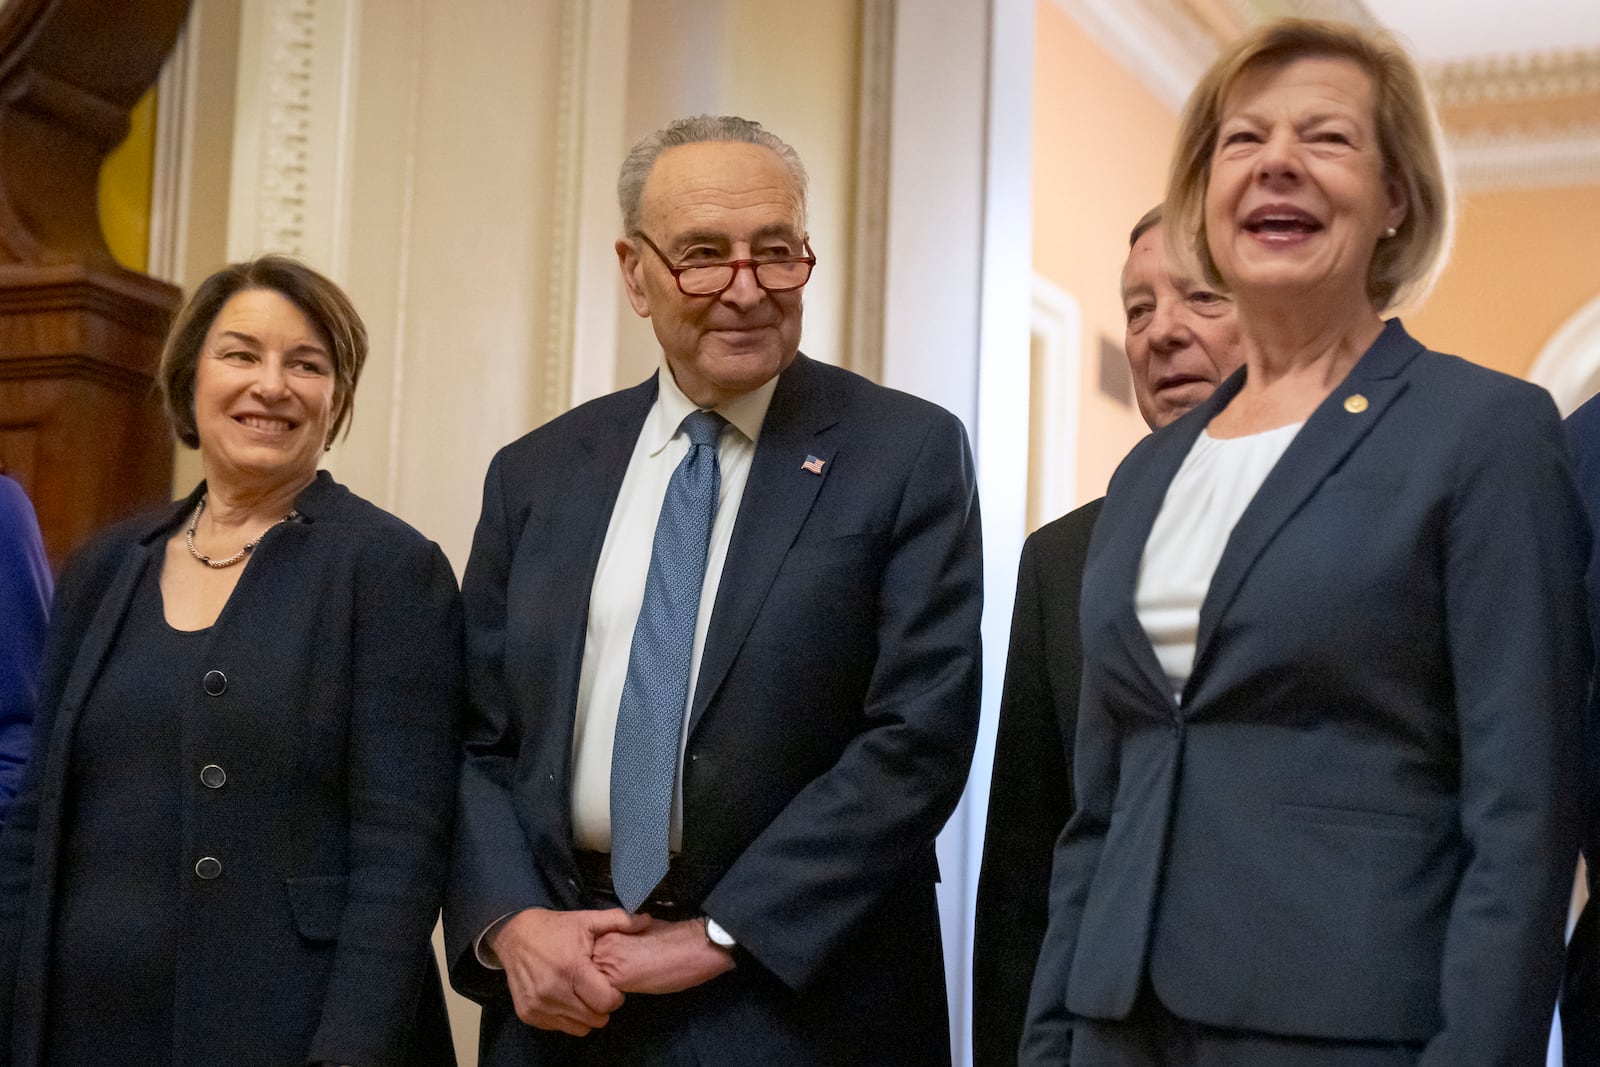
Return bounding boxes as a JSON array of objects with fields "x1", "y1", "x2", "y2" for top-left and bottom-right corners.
[{"x1": 1344, "y1": 394, "x2": 1369, "y2": 414}]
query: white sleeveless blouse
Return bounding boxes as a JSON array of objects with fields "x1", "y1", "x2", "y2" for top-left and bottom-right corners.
[{"x1": 1135, "y1": 422, "x2": 1303, "y2": 701}]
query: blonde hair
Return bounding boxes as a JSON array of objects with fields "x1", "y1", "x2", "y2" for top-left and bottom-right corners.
[{"x1": 1165, "y1": 18, "x2": 1453, "y2": 312}]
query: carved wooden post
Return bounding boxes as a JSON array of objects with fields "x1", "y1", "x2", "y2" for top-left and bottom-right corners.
[{"x1": 0, "y1": 0, "x2": 193, "y2": 569}]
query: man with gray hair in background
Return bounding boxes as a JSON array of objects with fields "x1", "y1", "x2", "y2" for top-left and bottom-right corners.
[
  {"x1": 445, "y1": 115, "x2": 983, "y2": 1065},
  {"x1": 973, "y1": 205, "x2": 1242, "y2": 1065}
]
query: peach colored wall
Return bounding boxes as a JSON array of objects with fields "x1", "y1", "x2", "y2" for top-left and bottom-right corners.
[
  {"x1": 1032, "y1": 0, "x2": 1178, "y2": 517},
  {"x1": 1405, "y1": 183, "x2": 1600, "y2": 381}
]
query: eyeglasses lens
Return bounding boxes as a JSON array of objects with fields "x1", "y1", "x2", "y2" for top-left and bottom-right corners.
[{"x1": 679, "y1": 260, "x2": 812, "y2": 296}]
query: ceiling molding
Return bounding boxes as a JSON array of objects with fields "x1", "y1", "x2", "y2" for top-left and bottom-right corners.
[
  {"x1": 1233, "y1": 0, "x2": 1380, "y2": 30},
  {"x1": 1049, "y1": 0, "x2": 1220, "y2": 111},
  {"x1": 1052, "y1": 0, "x2": 1600, "y2": 196},
  {"x1": 1429, "y1": 48, "x2": 1600, "y2": 108},
  {"x1": 1448, "y1": 122, "x2": 1600, "y2": 193},
  {"x1": 1051, "y1": 0, "x2": 1390, "y2": 115}
]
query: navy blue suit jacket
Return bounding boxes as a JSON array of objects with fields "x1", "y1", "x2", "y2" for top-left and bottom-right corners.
[
  {"x1": 1024, "y1": 321, "x2": 1587, "y2": 1066},
  {"x1": 0, "y1": 473, "x2": 461, "y2": 1067},
  {"x1": 0, "y1": 476, "x2": 49, "y2": 825},
  {"x1": 443, "y1": 354, "x2": 983, "y2": 1065},
  {"x1": 1561, "y1": 392, "x2": 1600, "y2": 1065}
]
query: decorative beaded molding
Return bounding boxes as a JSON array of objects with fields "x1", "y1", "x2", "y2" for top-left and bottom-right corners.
[
  {"x1": 227, "y1": 0, "x2": 358, "y2": 273},
  {"x1": 253, "y1": 0, "x2": 315, "y2": 256},
  {"x1": 1429, "y1": 48, "x2": 1600, "y2": 108},
  {"x1": 1448, "y1": 122, "x2": 1600, "y2": 193},
  {"x1": 844, "y1": 0, "x2": 895, "y2": 381},
  {"x1": 542, "y1": 0, "x2": 627, "y2": 420},
  {"x1": 540, "y1": 0, "x2": 586, "y2": 429}
]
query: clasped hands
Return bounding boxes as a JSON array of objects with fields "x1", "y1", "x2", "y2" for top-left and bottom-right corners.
[{"x1": 491, "y1": 906, "x2": 736, "y2": 1037}]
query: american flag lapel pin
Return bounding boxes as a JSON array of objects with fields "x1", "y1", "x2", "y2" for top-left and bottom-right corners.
[{"x1": 801, "y1": 454, "x2": 826, "y2": 475}]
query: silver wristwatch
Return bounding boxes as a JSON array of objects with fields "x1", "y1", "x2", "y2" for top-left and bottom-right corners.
[{"x1": 703, "y1": 916, "x2": 737, "y2": 951}]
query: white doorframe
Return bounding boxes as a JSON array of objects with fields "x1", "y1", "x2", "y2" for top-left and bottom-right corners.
[{"x1": 1528, "y1": 291, "x2": 1600, "y2": 415}]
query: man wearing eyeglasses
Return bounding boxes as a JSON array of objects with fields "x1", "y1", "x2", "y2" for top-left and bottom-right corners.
[{"x1": 445, "y1": 115, "x2": 983, "y2": 1066}]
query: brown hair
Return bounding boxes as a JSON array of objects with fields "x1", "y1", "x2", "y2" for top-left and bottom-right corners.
[
  {"x1": 158, "y1": 255, "x2": 368, "y2": 449},
  {"x1": 1165, "y1": 18, "x2": 1452, "y2": 311}
]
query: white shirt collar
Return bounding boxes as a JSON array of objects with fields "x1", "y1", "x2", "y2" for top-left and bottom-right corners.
[{"x1": 645, "y1": 354, "x2": 782, "y2": 456}]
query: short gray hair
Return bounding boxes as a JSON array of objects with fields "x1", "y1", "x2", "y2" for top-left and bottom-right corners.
[
  {"x1": 617, "y1": 115, "x2": 808, "y2": 235},
  {"x1": 1129, "y1": 205, "x2": 1163, "y2": 249}
]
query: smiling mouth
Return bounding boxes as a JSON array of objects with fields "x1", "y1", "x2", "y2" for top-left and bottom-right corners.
[
  {"x1": 236, "y1": 414, "x2": 296, "y2": 433},
  {"x1": 1243, "y1": 207, "x2": 1322, "y2": 235}
]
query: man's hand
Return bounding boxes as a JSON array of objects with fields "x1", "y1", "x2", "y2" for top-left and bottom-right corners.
[
  {"x1": 491, "y1": 907, "x2": 650, "y2": 1036},
  {"x1": 592, "y1": 916, "x2": 736, "y2": 996}
]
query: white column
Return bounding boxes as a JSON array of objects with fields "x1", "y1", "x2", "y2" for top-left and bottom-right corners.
[
  {"x1": 881, "y1": 0, "x2": 1035, "y2": 1061},
  {"x1": 225, "y1": 0, "x2": 360, "y2": 273},
  {"x1": 965, "y1": 2, "x2": 1037, "y2": 1061}
]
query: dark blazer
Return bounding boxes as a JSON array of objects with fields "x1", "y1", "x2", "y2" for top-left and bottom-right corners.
[
  {"x1": 972, "y1": 497, "x2": 1101, "y2": 1067},
  {"x1": 443, "y1": 354, "x2": 983, "y2": 1066},
  {"x1": 0, "y1": 472, "x2": 462, "y2": 1067},
  {"x1": 1562, "y1": 392, "x2": 1600, "y2": 1066},
  {"x1": 0, "y1": 476, "x2": 50, "y2": 825},
  {"x1": 1023, "y1": 321, "x2": 1588, "y2": 1066}
]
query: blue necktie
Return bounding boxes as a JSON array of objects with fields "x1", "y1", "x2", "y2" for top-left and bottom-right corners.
[{"x1": 610, "y1": 409, "x2": 726, "y2": 912}]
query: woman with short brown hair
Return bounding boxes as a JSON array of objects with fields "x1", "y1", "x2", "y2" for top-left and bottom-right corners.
[{"x1": 0, "y1": 256, "x2": 460, "y2": 1066}]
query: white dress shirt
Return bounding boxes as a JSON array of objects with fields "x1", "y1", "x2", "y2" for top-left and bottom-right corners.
[
  {"x1": 475, "y1": 357, "x2": 774, "y2": 966},
  {"x1": 569, "y1": 358, "x2": 777, "y2": 852},
  {"x1": 1136, "y1": 422, "x2": 1302, "y2": 700}
]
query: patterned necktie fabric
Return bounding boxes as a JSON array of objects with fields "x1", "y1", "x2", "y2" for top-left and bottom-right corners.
[{"x1": 609, "y1": 408, "x2": 727, "y2": 912}]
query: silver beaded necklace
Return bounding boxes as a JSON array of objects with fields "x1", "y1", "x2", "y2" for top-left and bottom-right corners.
[{"x1": 185, "y1": 494, "x2": 299, "y2": 569}]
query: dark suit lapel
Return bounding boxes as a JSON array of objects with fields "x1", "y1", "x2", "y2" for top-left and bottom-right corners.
[
  {"x1": 45, "y1": 493, "x2": 187, "y2": 743},
  {"x1": 575, "y1": 378, "x2": 658, "y2": 533},
  {"x1": 50, "y1": 555, "x2": 150, "y2": 725},
  {"x1": 554, "y1": 377, "x2": 658, "y2": 712},
  {"x1": 1105, "y1": 375, "x2": 1244, "y2": 709},
  {"x1": 1187, "y1": 320, "x2": 1424, "y2": 698},
  {"x1": 688, "y1": 356, "x2": 839, "y2": 736}
]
